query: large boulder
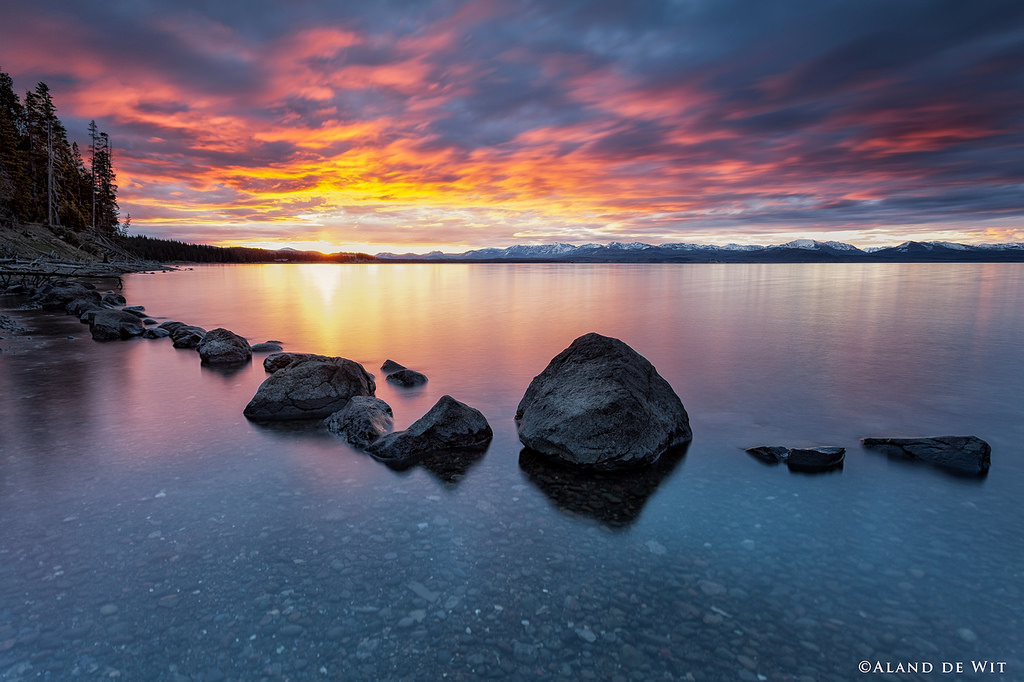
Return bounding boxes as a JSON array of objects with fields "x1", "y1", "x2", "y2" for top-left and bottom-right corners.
[
  {"x1": 324, "y1": 396, "x2": 394, "y2": 448},
  {"x1": 263, "y1": 352, "x2": 332, "y2": 373},
  {"x1": 861, "y1": 436, "x2": 991, "y2": 475},
  {"x1": 197, "y1": 328, "x2": 252, "y2": 366},
  {"x1": 381, "y1": 359, "x2": 406, "y2": 373},
  {"x1": 243, "y1": 357, "x2": 376, "y2": 421},
  {"x1": 89, "y1": 309, "x2": 145, "y2": 341},
  {"x1": 515, "y1": 333, "x2": 691, "y2": 469},
  {"x1": 367, "y1": 395, "x2": 492, "y2": 462}
]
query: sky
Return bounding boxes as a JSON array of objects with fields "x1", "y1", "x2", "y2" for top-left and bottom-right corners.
[{"x1": 3, "y1": 0, "x2": 1024, "y2": 254}]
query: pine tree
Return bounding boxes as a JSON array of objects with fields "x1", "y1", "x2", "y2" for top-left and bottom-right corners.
[
  {"x1": 91, "y1": 127, "x2": 119, "y2": 235},
  {"x1": 0, "y1": 70, "x2": 30, "y2": 223}
]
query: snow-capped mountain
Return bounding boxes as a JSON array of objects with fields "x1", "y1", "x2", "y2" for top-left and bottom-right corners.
[{"x1": 375, "y1": 240, "x2": 1024, "y2": 262}]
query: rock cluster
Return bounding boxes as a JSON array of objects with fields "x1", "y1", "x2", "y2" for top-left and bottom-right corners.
[
  {"x1": 381, "y1": 359, "x2": 428, "y2": 387},
  {"x1": 746, "y1": 446, "x2": 846, "y2": 473},
  {"x1": 9, "y1": 279, "x2": 996, "y2": 483}
]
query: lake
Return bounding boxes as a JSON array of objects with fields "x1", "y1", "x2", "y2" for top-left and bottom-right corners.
[{"x1": 1, "y1": 263, "x2": 1022, "y2": 681}]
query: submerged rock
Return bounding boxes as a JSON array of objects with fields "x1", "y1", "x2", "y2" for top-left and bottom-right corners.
[
  {"x1": 244, "y1": 357, "x2": 376, "y2": 421},
  {"x1": 861, "y1": 436, "x2": 991, "y2": 475},
  {"x1": 515, "y1": 332, "x2": 691, "y2": 469},
  {"x1": 143, "y1": 327, "x2": 171, "y2": 339},
  {"x1": 197, "y1": 328, "x2": 252, "y2": 365},
  {"x1": 367, "y1": 395, "x2": 492, "y2": 462},
  {"x1": 786, "y1": 446, "x2": 845, "y2": 472},
  {"x1": 324, "y1": 396, "x2": 394, "y2": 448},
  {"x1": 386, "y1": 368, "x2": 428, "y2": 387},
  {"x1": 251, "y1": 341, "x2": 284, "y2": 353},
  {"x1": 745, "y1": 445, "x2": 845, "y2": 472},
  {"x1": 381, "y1": 359, "x2": 406, "y2": 373},
  {"x1": 170, "y1": 325, "x2": 207, "y2": 349},
  {"x1": 263, "y1": 352, "x2": 332, "y2": 373},
  {"x1": 89, "y1": 309, "x2": 145, "y2": 341},
  {"x1": 745, "y1": 446, "x2": 790, "y2": 465}
]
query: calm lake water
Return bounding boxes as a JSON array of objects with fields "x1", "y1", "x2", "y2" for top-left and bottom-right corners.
[{"x1": 1, "y1": 263, "x2": 1022, "y2": 681}]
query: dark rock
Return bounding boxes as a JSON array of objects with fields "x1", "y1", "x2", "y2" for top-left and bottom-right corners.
[
  {"x1": 142, "y1": 318, "x2": 158, "y2": 325},
  {"x1": 121, "y1": 308, "x2": 149, "y2": 319},
  {"x1": 35, "y1": 281, "x2": 99, "y2": 310},
  {"x1": 143, "y1": 327, "x2": 171, "y2": 339},
  {"x1": 157, "y1": 320, "x2": 186, "y2": 333},
  {"x1": 745, "y1": 445, "x2": 845, "y2": 472},
  {"x1": 251, "y1": 342, "x2": 284, "y2": 353},
  {"x1": 861, "y1": 436, "x2": 991, "y2": 475},
  {"x1": 367, "y1": 395, "x2": 492, "y2": 462},
  {"x1": 381, "y1": 359, "x2": 406, "y2": 373},
  {"x1": 243, "y1": 357, "x2": 376, "y2": 421},
  {"x1": 124, "y1": 305, "x2": 145, "y2": 312},
  {"x1": 90, "y1": 310, "x2": 145, "y2": 341},
  {"x1": 102, "y1": 291, "x2": 126, "y2": 306},
  {"x1": 324, "y1": 396, "x2": 394, "y2": 448},
  {"x1": 197, "y1": 328, "x2": 252, "y2": 365},
  {"x1": 745, "y1": 446, "x2": 789, "y2": 465},
  {"x1": 170, "y1": 325, "x2": 207, "y2": 349},
  {"x1": 786, "y1": 446, "x2": 845, "y2": 472},
  {"x1": 263, "y1": 352, "x2": 332, "y2": 373},
  {"x1": 515, "y1": 332, "x2": 691, "y2": 469},
  {"x1": 386, "y1": 368, "x2": 428, "y2": 387},
  {"x1": 66, "y1": 297, "x2": 106, "y2": 318}
]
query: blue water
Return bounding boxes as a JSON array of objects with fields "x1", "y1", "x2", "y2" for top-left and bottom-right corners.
[{"x1": 1, "y1": 263, "x2": 1022, "y2": 681}]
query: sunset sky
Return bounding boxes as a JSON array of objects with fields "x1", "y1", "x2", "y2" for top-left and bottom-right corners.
[{"x1": 3, "y1": 0, "x2": 1024, "y2": 253}]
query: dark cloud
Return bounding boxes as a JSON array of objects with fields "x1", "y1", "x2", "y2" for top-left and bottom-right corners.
[{"x1": 3, "y1": 0, "x2": 1023, "y2": 247}]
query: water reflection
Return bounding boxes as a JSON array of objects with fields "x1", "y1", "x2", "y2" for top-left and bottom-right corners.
[
  {"x1": 379, "y1": 444, "x2": 489, "y2": 485},
  {"x1": 517, "y1": 444, "x2": 688, "y2": 529}
]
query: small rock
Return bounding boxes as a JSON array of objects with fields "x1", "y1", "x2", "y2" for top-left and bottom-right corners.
[
  {"x1": 381, "y1": 359, "x2": 406, "y2": 373},
  {"x1": 324, "y1": 397, "x2": 394, "y2": 448},
  {"x1": 89, "y1": 310, "x2": 145, "y2": 341},
  {"x1": 251, "y1": 342, "x2": 284, "y2": 353},
  {"x1": 244, "y1": 357, "x2": 375, "y2": 421},
  {"x1": 367, "y1": 395, "x2": 492, "y2": 462},
  {"x1": 197, "y1": 328, "x2": 252, "y2": 366},
  {"x1": 386, "y1": 368, "x2": 428, "y2": 387}
]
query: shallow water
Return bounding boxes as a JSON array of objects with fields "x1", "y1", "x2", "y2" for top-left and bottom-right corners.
[{"x1": 1, "y1": 263, "x2": 1022, "y2": 681}]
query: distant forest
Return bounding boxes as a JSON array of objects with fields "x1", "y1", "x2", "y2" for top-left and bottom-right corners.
[
  {"x1": 122, "y1": 235, "x2": 375, "y2": 263},
  {"x1": 0, "y1": 70, "x2": 120, "y2": 235}
]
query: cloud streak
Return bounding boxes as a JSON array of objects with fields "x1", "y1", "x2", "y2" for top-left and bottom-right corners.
[{"x1": 3, "y1": 0, "x2": 1024, "y2": 251}]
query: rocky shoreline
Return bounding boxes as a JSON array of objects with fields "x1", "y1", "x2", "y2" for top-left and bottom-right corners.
[{"x1": 1, "y1": 275, "x2": 992, "y2": 480}]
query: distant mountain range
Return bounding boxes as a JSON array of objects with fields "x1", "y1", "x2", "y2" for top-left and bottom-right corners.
[{"x1": 376, "y1": 239, "x2": 1024, "y2": 263}]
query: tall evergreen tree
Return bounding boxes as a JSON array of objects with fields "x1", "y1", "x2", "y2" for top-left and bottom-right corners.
[{"x1": 0, "y1": 70, "x2": 30, "y2": 222}]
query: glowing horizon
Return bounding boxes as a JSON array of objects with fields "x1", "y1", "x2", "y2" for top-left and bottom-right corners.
[{"x1": 3, "y1": 1, "x2": 1023, "y2": 253}]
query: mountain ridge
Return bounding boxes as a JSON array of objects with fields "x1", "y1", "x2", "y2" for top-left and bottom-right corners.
[{"x1": 376, "y1": 239, "x2": 1024, "y2": 263}]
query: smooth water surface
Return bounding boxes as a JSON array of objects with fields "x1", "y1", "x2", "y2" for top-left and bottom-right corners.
[{"x1": 2, "y1": 263, "x2": 1022, "y2": 681}]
